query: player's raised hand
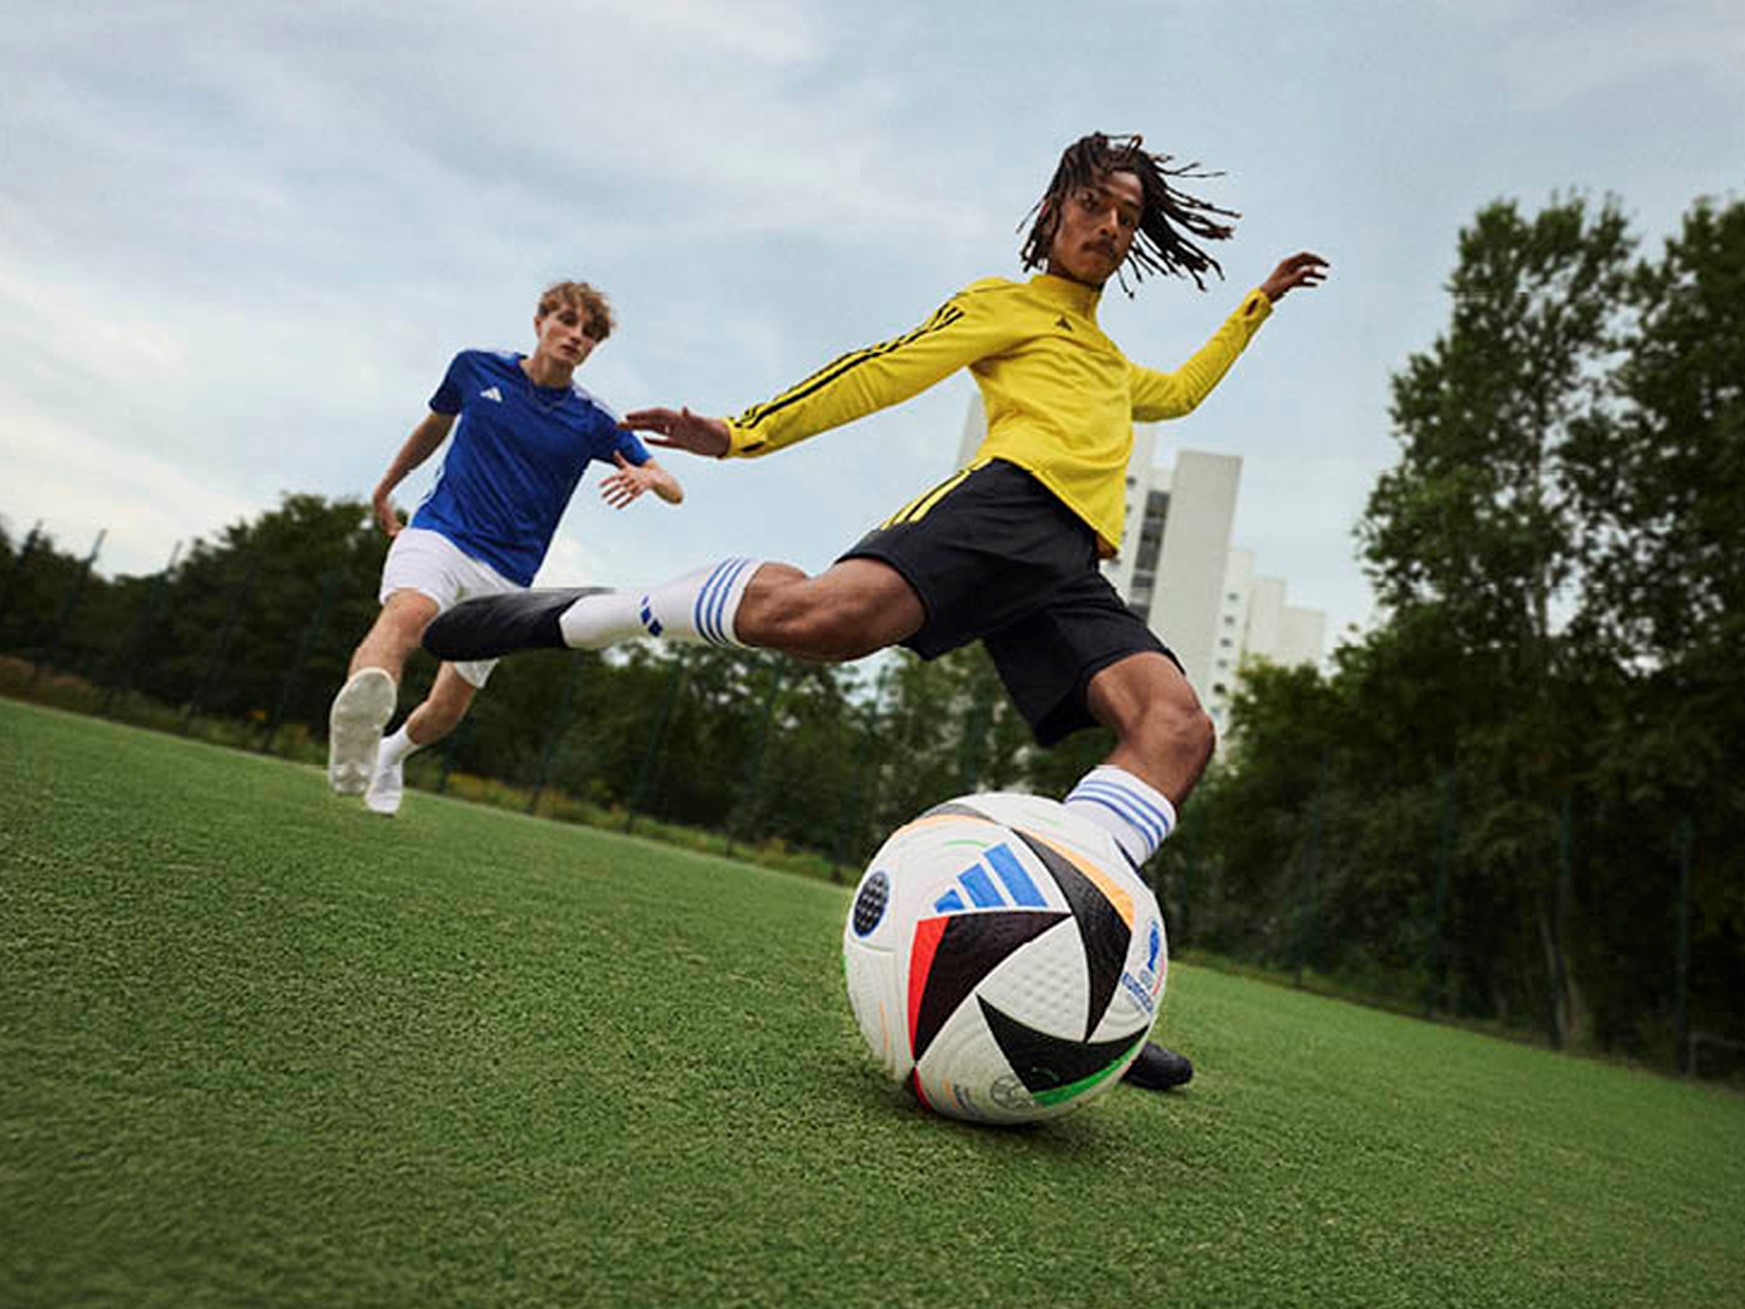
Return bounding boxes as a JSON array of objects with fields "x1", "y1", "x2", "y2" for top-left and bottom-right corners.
[
  {"x1": 600, "y1": 452, "x2": 655, "y2": 509},
  {"x1": 1259, "y1": 251, "x2": 1330, "y2": 302},
  {"x1": 621, "y1": 406, "x2": 731, "y2": 458}
]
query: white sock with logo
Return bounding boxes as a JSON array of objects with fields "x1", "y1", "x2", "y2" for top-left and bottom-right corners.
[
  {"x1": 558, "y1": 558, "x2": 759, "y2": 649},
  {"x1": 1064, "y1": 764, "x2": 1177, "y2": 869}
]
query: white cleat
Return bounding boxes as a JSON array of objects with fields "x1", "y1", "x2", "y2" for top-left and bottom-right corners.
[
  {"x1": 364, "y1": 755, "x2": 405, "y2": 816},
  {"x1": 327, "y1": 668, "x2": 396, "y2": 795}
]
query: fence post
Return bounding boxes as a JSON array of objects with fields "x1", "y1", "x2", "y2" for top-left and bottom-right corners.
[{"x1": 1675, "y1": 816, "x2": 1693, "y2": 1075}]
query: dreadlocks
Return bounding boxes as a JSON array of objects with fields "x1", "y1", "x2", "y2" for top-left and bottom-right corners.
[{"x1": 1020, "y1": 133, "x2": 1239, "y2": 294}]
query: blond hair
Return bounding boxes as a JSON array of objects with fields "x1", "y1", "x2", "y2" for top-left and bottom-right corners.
[{"x1": 537, "y1": 280, "x2": 614, "y2": 341}]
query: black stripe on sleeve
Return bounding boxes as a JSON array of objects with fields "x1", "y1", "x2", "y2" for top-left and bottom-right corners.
[{"x1": 735, "y1": 302, "x2": 966, "y2": 433}]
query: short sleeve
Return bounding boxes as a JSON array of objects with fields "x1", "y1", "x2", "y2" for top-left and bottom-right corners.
[
  {"x1": 612, "y1": 425, "x2": 653, "y2": 466},
  {"x1": 429, "y1": 352, "x2": 469, "y2": 415}
]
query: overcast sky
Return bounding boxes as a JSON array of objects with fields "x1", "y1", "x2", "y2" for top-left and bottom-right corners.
[{"x1": 4, "y1": 0, "x2": 1742, "y2": 651}]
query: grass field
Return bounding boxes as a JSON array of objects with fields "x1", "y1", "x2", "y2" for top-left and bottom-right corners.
[{"x1": 4, "y1": 698, "x2": 1743, "y2": 1308}]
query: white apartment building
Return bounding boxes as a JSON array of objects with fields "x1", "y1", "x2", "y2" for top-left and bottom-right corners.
[{"x1": 958, "y1": 398, "x2": 1324, "y2": 734}]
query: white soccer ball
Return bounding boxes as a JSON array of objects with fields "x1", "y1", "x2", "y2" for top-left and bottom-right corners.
[{"x1": 843, "y1": 791, "x2": 1167, "y2": 1124}]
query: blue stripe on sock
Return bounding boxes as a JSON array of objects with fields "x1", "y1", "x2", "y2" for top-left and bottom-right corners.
[
  {"x1": 694, "y1": 560, "x2": 730, "y2": 645},
  {"x1": 697, "y1": 557, "x2": 752, "y2": 646},
  {"x1": 1067, "y1": 782, "x2": 1157, "y2": 843},
  {"x1": 1085, "y1": 775, "x2": 1173, "y2": 836},
  {"x1": 700, "y1": 561, "x2": 730, "y2": 644},
  {"x1": 1074, "y1": 777, "x2": 1173, "y2": 842},
  {"x1": 719, "y1": 558, "x2": 754, "y2": 643},
  {"x1": 1068, "y1": 781, "x2": 1165, "y2": 848},
  {"x1": 1067, "y1": 793, "x2": 1149, "y2": 859},
  {"x1": 985, "y1": 842, "x2": 1047, "y2": 907},
  {"x1": 694, "y1": 562, "x2": 725, "y2": 644}
]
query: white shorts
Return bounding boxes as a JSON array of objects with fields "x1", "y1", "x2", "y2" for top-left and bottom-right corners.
[{"x1": 379, "y1": 527, "x2": 520, "y2": 688}]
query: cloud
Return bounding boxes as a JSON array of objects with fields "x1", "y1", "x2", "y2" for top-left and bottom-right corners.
[
  {"x1": 1444, "y1": 0, "x2": 1745, "y2": 107},
  {"x1": 8, "y1": 0, "x2": 1740, "y2": 649},
  {"x1": 0, "y1": 393, "x2": 256, "y2": 577}
]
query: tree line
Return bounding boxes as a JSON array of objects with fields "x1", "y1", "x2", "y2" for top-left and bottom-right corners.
[
  {"x1": 1189, "y1": 194, "x2": 1744, "y2": 1070},
  {"x1": 3, "y1": 192, "x2": 1740, "y2": 1073}
]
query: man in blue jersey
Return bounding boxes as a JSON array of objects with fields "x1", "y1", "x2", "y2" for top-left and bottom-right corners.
[{"x1": 327, "y1": 280, "x2": 683, "y2": 815}]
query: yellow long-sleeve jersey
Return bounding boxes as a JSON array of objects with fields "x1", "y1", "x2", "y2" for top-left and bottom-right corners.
[{"x1": 724, "y1": 272, "x2": 1273, "y2": 553}]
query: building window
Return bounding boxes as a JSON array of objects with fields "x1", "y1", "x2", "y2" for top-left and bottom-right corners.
[{"x1": 1133, "y1": 490, "x2": 1169, "y2": 575}]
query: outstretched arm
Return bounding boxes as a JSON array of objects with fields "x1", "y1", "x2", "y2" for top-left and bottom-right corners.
[
  {"x1": 371, "y1": 411, "x2": 456, "y2": 535},
  {"x1": 1129, "y1": 251, "x2": 1329, "y2": 422},
  {"x1": 1258, "y1": 251, "x2": 1329, "y2": 303},
  {"x1": 600, "y1": 452, "x2": 684, "y2": 508},
  {"x1": 624, "y1": 282, "x2": 1017, "y2": 461}
]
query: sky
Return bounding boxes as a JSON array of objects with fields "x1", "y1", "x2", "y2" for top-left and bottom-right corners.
[{"x1": 4, "y1": 0, "x2": 1742, "y2": 653}]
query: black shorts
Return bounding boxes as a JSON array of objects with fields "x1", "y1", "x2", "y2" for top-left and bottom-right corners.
[{"x1": 840, "y1": 459, "x2": 1179, "y2": 746}]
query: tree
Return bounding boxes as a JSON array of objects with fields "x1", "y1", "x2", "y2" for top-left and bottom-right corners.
[
  {"x1": 1564, "y1": 198, "x2": 1745, "y2": 1054},
  {"x1": 1352, "y1": 196, "x2": 1636, "y2": 1042},
  {"x1": 134, "y1": 494, "x2": 387, "y2": 722}
]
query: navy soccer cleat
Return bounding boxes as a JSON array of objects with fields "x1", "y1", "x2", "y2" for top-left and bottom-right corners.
[
  {"x1": 423, "y1": 587, "x2": 609, "y2": 662},
  {"x1": 1121, "y1": 1041, "x2": 1195, "y2": 1092}
]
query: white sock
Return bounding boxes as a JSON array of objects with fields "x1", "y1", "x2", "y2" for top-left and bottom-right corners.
[
  {"x1": 559, "y1": 558, "x2": 759, "y2": 649},
  {"x1": 1064, "y1": 765, "x2": 1178, "y2": 868},
  {"x1": 377, "y1": 725, "x2": 421, "y2": 769}
]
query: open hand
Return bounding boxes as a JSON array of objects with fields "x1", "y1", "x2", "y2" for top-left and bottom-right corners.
[
  {"x1": 621, "y1": 406, "x2": 731, "y2": 458},
  {"x1": 1259, "y1": 252, "x2": 1330, "y2": 302},
  {"x1": 600, "y1": 453, "x2": 660, "y2": 509}
]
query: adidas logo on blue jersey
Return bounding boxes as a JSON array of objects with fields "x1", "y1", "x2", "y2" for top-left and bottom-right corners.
[
  {"x1": 932, "y1": 842, "x2": 1049, "y2": 913},
  {"x1": 480, "y1": 386, "x2": 503, "y2": 402}
]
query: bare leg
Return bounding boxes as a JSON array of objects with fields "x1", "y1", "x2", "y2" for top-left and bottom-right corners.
[
  {"x1": 1084, "y1": 651, "x2": 1216, "y2": 806},
  {"x1": 1081, "y1": 651, "x2": 1213, "y2": 1094},
  {"x1": 401, "y1": 662, "x2": 479, "y2": 748},
  {"x1": 734, "y1": 559, "x2": 924, "y2": 661},
  {"x1": 349, "y1": 589, "x2": 438, "y2": 681},
  {"x1": 438, "y1": 556, "x2": 928, "y2": 661}
]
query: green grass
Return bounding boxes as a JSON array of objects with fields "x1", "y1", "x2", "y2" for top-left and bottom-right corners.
[{"x1": 3, "y1": 698, "x2": 1742, "y2": 1309}]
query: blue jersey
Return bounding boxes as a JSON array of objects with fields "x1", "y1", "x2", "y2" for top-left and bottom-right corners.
[{"x1": 411, "y1": 350, "x2": 652, "y2": 586}]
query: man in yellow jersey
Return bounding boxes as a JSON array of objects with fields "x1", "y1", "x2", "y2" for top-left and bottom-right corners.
[{"x1": 426, "y1": 134, "x2": 1327, "y2": 1091}]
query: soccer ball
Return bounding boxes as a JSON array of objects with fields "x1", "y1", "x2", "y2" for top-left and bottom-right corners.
[{"x1": 843, "y1": 791, "x2": 1167, "y2": 1124}]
